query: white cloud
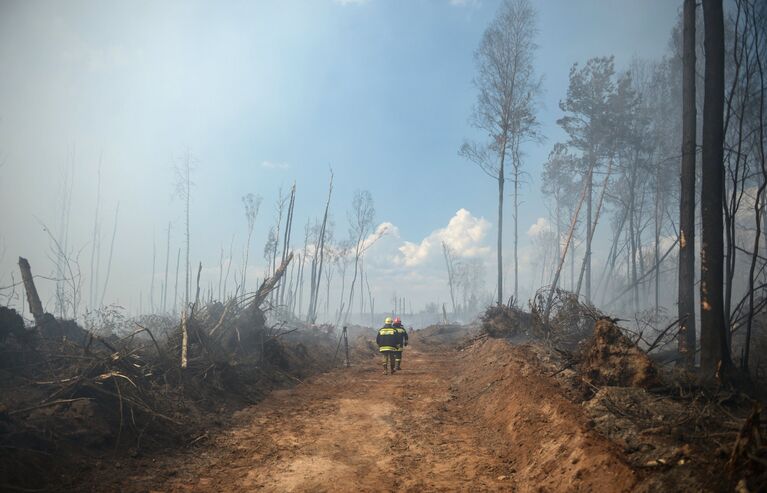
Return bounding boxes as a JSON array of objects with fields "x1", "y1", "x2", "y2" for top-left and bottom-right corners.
[
  {"x1": 345, "y1": 209, "x2": 494, "y2": 314},
  {"x1": 260, "y1": 160, "x2": 290, "y2": 169},
  {"x1": 333, "y1": 0, "x2": 370, "y2": 5},
  {"x1": 527, "y1": 217, "x2": 552, "y2": 239},
  {"x1": 397, "y1": 208, "x2": 491, "y2": 267}
]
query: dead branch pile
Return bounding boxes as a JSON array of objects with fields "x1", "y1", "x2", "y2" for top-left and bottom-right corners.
[
  {"x1": 530, "y1": 287, "x2": 602, "y2": 349},
  {"x1": 479, "y1": 304, "x2": 532, "y2": 338},
  {"x1": 415, "y1": 323, "x2": 476, "y2": 350},
  {"x1": 727, "y1": 405, "x2": 767, "y2": 492},
  {"x1": 0, "y1": 254, "x2": 339, "y2": 491},
  {"x1": 516, "y1": 339, "x2": 758, "y2": 491}
]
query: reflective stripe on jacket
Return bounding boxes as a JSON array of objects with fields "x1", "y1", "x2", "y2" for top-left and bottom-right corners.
[{"x1": 376, "y1": 325, "x2": 402, "y2": 352}]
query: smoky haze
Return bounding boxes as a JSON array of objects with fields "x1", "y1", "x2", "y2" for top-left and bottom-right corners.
[{"x1": 1, "y1": 0, "x2": 707, "y2": 329}]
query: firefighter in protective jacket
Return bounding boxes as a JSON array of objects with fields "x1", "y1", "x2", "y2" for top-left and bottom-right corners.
[
  {"x1": 392, "y1": 317, "x2": 408, "y2": 370},
  {"x1": 376, "y1": 317, "x2": 402, "y2": 375}
]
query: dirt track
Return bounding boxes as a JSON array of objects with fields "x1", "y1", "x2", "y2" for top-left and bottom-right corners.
[{"x1": 91, "y1": 340, "x2": 638, "y2": 492}]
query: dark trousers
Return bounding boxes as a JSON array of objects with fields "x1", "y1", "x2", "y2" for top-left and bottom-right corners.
[{"x1": 381, "y1": 351, "x2": 396, "y2": 372}]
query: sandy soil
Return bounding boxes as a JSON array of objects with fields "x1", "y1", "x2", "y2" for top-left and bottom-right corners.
[{"x1": 81, "y1": 340, "x2": 638, "y2": 492}]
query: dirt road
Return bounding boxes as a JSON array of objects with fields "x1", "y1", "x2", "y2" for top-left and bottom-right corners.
[{"x1": 94, "y1": 340, "x2": 637, "y2": 492}]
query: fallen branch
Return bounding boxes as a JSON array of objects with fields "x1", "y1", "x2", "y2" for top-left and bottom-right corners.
[{"x1": 9, "y1": 398, "x2": 93, "y2": 416}]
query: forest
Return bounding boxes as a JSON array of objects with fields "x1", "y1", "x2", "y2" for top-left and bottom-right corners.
[{"x1": 0, "y1": 0, "x2": 766, "y2": 491}]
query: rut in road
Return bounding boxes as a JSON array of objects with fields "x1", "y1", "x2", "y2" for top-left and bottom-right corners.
[
  {"x1": 110, "y1": 338, "x2": 636, "y2": 493},
  {"x1": 139, "y1": 348, "x2": 513, "y2": 492}
]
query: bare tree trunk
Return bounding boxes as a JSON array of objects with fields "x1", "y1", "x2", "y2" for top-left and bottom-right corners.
[
  {"x1": 700, "y1": 0, "x2": 732, "y2": 379},
  {"x1": 184, "y1": 155, "x2": 191, "y2": 308},
  {"x1": 173, "y1": 247, "x2": 181, "y2": 314},
  {"x1": 584, "y1": 150, "x2": 594, "y2": 303},
  {"x1": 629, "y1": 183, "x2": 639, "y2": 313},
  {"x1": 89, "y1": 161, "x2": 101, "y2": 309},
  {"x1": 679, "y1": 0, "x2": 698, "y2": 368},
  {"x1": 544, "y1": 161, "x2": 592, "y2": 322},
  {"x1": 298, "y1": 223, "x2": 309, "y2": 318},
  {"x1": 18, "y1": 257, "x2": 44, "y2": 325},
  {"x1": 180, "y1": 309, "x2": 188, "y2": 369},
  {"x1": 497, "y1": 146, "x2": 507, "y2": 305},
  {"x1": 570, "y1": 236, "x2": 576, "y2": 291},
  {"x1": 654, "y1": 163, "x2": 662, "y2": 321},
  {"x1": 279, "y1": 184, "x2": 297, "y2": 308},
  {"x1": 344, "y1": 255, "x2": 362, "y2": 324},
  {"x1": 366, "y1": 271, "x2": 375, "y2": 327},
  {"x1": 442, "y1": 242, "x2": 457, "y2": 314},
  {"x1": 163, "y1": 223, "x2": 171, "y2": 312},
  {"x1": 223, "y1": 236, "x2": 234, "y2": 299},
  {"x1": 100, "y1": 203, "x2": 119, "y2": 308},
  {"x1": 596, "y1": 204, "x2": 629, "y2": 304},
  {"x1": 576, "y1": 158, "x2": 612, "y2": 298},
  {"x1": 218, "y1": 246, "x2": 223, "y2": 301},
  {"x1": 743, "y1": 0, "x2": 766, "y2": 370},
  {"x1": 150, "y1": 235, "x2": 156, "y2": 313},
  {"x1": 308, "y1": 172, "x2": 333, "y2": 323},
  {"x1": 513, "y1": 142, "x2": 520, "y2": 304}
]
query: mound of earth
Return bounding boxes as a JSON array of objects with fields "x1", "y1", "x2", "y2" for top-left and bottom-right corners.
[
  {"x1": 580, "y1": 318, "x2": 660, "y2": 388},
  {"x1": 455, "y1": 337, "x2": 638, "y2": 492}
]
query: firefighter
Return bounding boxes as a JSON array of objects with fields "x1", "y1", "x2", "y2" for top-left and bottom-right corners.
[
  {"x1": 392, "y1": 316, "x2": 409, "y2": 370},
  {"x1": 376, "y1": 317, "x2": 401, "y2": 375}
]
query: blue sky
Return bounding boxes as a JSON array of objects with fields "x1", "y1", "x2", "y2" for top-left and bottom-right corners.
[{"x1": 0, "y1": 0, "x2": 681, "y2": 316}]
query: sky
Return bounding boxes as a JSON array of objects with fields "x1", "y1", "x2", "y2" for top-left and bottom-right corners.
[{"x1": 0, "y1": 0, "x2": 681, "y2": 319}]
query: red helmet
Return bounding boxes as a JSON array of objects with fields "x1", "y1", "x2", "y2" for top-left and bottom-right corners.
[{"x1": 393, "y1": 317, "x2": 401, "y2": 325}]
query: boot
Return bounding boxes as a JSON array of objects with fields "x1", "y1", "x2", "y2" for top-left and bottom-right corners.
[
  {"x1": 383, "y1": 365, "x2": 389, "y2": 375},
  {"x1": 396, "y1": 362, "x2": 401, "y2": 371}
]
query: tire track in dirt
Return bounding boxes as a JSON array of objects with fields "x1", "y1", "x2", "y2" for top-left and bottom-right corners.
[{"x1": 89, "y1": 340, "x2": 636, "y2": 492}]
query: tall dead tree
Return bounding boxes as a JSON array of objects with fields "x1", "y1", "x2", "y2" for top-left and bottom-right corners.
[
  {"x1": 241, "y1": 193, "x2": 262, "y2": 294},
  {"x1": 460, "y1": 0, "x2": 541, "y2": 306},
  {"x1": 738, "y1": 1, "x2": 767, "y2": 371},
  {"x1": 678, "y1": 0, "x2": 697, "y2": 368},
  {"x1": 174, "y1": 152, "x2": 193, "y2": 309},
  {"x1": 343, "y1": 191, "x2": 382, "y2": 324},
  {"x1": 99, "y1": 202, "x2": 119, "y2": 308},
  {"x1": 89, "y1": 159, "x2": 102, "y2": 310},
  {"x1": 700, "y1": 0, "x2": 733, "y2": 379},
  {"x1": 442, "y1": 241, "x2": 458, "y2": 315},
  {"x1": 162, "y1": 222, "x2": 171, "y2": 312},
  {"x1": 307, "y1": 172, "x2": 333, "y2": 323},
  {"x1": 278, "y1": 184, "x2": 296, "y2": 308},
  {"x1": 150, "y1": 235, "x2": 156, "y2": 313}
]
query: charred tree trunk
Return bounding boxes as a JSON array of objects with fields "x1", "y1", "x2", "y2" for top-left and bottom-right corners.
[
  {"x1": 679, "y1": 0, "x2": 697, "y2": 369},
  {"x1": 18, "y1": 257, "x2": 44, "y2": 326},
  {"x1": 700, "y1": 0, "x2": 733, "y2": 379}
]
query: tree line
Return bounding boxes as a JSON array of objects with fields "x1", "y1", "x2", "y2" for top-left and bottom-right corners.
[{"x1": 463, "y1": 0, "x2": 766, "y2": 381}]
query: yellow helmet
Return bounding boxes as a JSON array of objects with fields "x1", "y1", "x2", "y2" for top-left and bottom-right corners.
[{"x1": 384, "y1": 317, "x2": 393, "y2": 325}]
